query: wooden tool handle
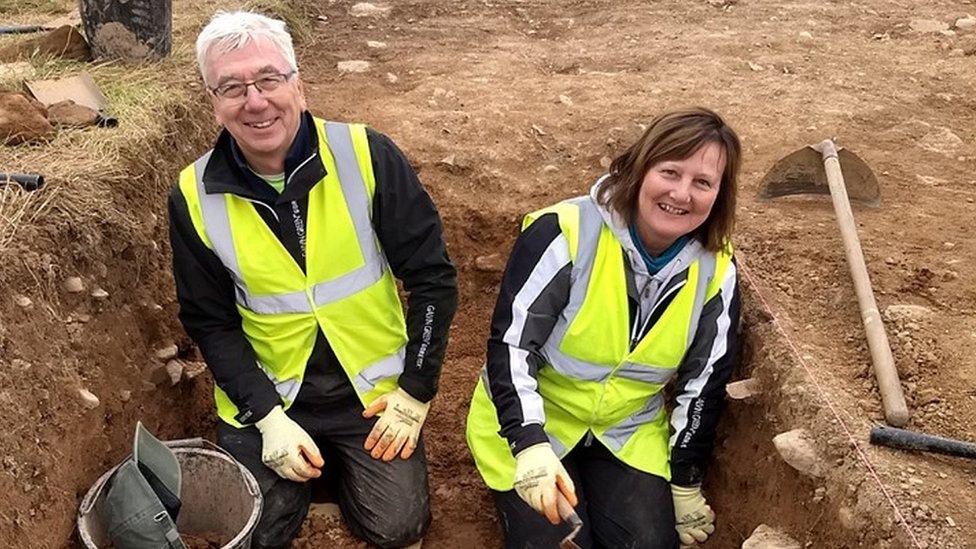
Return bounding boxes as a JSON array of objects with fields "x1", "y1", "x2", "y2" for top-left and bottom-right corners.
[
  {"x1": 556, "y1": 491, "x2": 581, "y2": 526},
  {"x1": 818, "y1": 140, "x2": 909, "y2": 426}
]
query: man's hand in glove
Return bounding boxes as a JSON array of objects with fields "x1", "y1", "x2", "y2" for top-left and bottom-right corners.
[
  {"x1": 363, "y1": 388, "x2": 430, "y2": 461},
  {"x1": 255, "y1": 405, "x2": 324, "y2": 482},
  {"x1": 513, "y1": 442, "x2": 577, "y2": 525},
  {"x1": 671, "y1": 484, "x2": 716, "y2": 546}
]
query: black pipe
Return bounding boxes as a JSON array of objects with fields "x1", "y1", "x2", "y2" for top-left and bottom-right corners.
[
  {"x1": 0, "y1": 25, "x2": 50, "y2": 35},
  {"x1": 0, "y1": 173, "x2": 44, "y2": 191},
  {"x1": 870, "y1": 426, "x2": 976, "y2": 460}
]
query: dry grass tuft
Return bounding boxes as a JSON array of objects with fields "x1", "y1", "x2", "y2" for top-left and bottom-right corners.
[
  {"x1": 245, "y1": 0, "x2": 314, "y2": 45},
  {"x1": 0, "y1": 183, "x2": 55, "y2": 254},
  {"x1": 0, "y1": 0, "x2": 308, "y2": 285},
  {"x1": 0, "y1": 52, "x2": 212, "y2": 248},
  {"x1": 0, "y1": 0, "x2": 71, "y2": 16}
]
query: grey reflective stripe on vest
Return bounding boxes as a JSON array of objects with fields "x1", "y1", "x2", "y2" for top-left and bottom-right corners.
[
  {"x1": 351, "y1": 347, "x2": 406, "y2": 393},
  {"x1": 615, "y1": 361, "x2": 679, "y2": 385},
  {"x1": 547, "y1": 432, "x2": 568, "y2": 457},
  {"x1": 687, "y1": 251, "x2": 716, "y2": 348},
  {"x1": 600, "y1": 392, "x2": 665, "y2": 452},
  {"x1": 540, "y1": 197, "x2": 602, "y2": 380},
  {"x1": 315, "y1": 122, "x2": 387, "y2": 305},
  {"x1": 193, "y1": 123, "x2": 389, "y2": 314},
  {"x1": 258, "y1": 360, "x2": 302, "y2": 403},
  {"x1": 193, "y1": 151, "x2": 254, "y2": 308}
]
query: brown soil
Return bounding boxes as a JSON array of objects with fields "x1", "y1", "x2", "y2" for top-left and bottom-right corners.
[
  {"x1": 182, "y1": 532, "x2": 227, "y2": 549},
  {"x1": 1, "y1": 0, "x2": 975, "y2": 548}
]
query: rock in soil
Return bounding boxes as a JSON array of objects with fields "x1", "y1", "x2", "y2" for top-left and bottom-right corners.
[
  {"x1": 77, "y1": 388, "x2": 100, "y2": 410},
  {"x1": 165, "y1": 360, "x2": 184, "y2": 385},
  {"x1": 307, "y1": 502, "x2": 341, "y2": 521},
  {"x1": 350, "y1": 3, "x2": 392, "y2": 17},
  {"x1": 0, "y1": 91, "x2": 54, "y2": 145},
  {"x1": 47, "y1": 100, "x2": 98, "y2": 127},
  {"x1": 772, "y1": 428, "x2": 824, "y2": 478},
  {"x1": 337, "y1": 60, "x2": 371, "y2": 74},
  {"x1": 909, "y1": 19, "x2": 950, "y2": 33},
  {"x1": 955, "y1": 16, "x2": 976, "y2": 30},
  {"x1": 63, "y1": 277, "x2": 85, "y2": 293},
  {"x1": 155, "y1": 343, "x2": 179, "y2": 361},
  {"x1": 742, "y1": 524, "x2": 802, "y2": 548},
  {"x1": 474, "y1": 253, "x2": 506, "y2": 273},
  {"x1": 0, "y1": 25, "x2": 90, "y2": 62},
  {"x1": 726, "y1": 377, "x2": 760, "y2": 400}
]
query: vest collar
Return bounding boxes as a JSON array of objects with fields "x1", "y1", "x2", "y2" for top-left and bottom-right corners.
[
  {"x1": 201, "y1": 111, "x2": 327, "y2": 204},
  {"x1": 589, "y1": 176, "x2": 704, "y2": 284}
]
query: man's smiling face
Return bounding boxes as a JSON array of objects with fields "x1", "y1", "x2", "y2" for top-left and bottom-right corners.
[{"x1": 206, "y1": 36, "x2": 306, "y2": 173}]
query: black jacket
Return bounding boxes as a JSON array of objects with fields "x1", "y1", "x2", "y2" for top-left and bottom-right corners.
[{"x1": 168, "y1": 112, "x2": 457, "y2": 425}]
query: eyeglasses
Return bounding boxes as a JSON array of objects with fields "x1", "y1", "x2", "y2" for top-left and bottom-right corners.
[{"x1": 209, "y1": 71, "x2": 297, "y2": 100}]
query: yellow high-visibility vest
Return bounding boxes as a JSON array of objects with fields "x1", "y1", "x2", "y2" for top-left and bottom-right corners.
[
  {"x1": 178, "y1": 119, "x2": 407, "y2": 427},
  {"x1": 466, "y1": 197, "x2": 732, "y2": 489}
]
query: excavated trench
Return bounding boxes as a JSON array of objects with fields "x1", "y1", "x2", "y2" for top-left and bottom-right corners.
[
  {"x1": 23, "y1": 123, "x2": 894, "y2": 549},
  {"x1": 11, "y1": 136, "x2": 902, "y2": 549},
  {"x1": 0, "y1": 91, "x2": 907, "y2": 549},
  {"x1": 1, "y1": 17, "x2": 908, "y2": 549}
]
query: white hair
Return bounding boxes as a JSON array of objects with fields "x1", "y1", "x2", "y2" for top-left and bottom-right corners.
[{"x1": 195, "y1": 11, "x2": 298, "y2": 86}]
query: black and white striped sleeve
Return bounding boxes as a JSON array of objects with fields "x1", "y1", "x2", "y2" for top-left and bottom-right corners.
[
  {"x1": 486, "y1": 213, "x2": 572, "y2": 456},
  {"x1": 669, "y1": 257, "x2": 741, "y2": 487}
]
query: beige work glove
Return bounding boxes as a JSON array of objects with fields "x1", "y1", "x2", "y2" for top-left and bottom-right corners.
[
  {"x1": 672, "y1": 485, "x2": 716, "y2": 546},
  {"x1": 513, "y1": 442, "x2": 578, "y2": 525},
  {"x1": 255, "y1": 405, "x2": 324, "y2": 482},
  {"x1": 363, "y1": 387, "x2": 430, "y2": 461}
]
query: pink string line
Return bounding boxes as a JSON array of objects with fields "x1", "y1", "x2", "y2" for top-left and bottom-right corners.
[{"x1": 737, "y1": 257, "x2": 921, "y2": 547}]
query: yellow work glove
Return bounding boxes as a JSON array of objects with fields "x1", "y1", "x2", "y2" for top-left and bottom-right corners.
[
  {"x1": 363, "y1": 388, "x2": 430, "y2": 461},
  {"x1": 671, "y1": 485, "x2": 716, "y2": 546},
  {"x1": 513, "y1": 442, "x2": 577, "y2": 525},
  {"x1": 255, "y1": 405, "x2": 324, "y2": 482}
]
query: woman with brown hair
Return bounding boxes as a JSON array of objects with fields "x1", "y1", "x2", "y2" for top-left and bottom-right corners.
[{"x1": 466, "y1": 107, "x2": 742, "y2": 547}]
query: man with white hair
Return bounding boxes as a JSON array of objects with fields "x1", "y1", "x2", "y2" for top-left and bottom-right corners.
[{"x1": 168, "y1": 10, "x2": 457, "y2": 548}]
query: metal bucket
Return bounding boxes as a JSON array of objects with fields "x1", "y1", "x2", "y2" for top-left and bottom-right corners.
[{"x1": 77, "y1": 438, "x2": 262, "y2": 549}]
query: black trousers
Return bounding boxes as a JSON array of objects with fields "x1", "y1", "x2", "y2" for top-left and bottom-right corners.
[
  {"x1": 492, "y1": 439, "x2": 678, "y2": 549},
  {"x1": 217, "y1": 394, "x2": 430, "y2": 549}
]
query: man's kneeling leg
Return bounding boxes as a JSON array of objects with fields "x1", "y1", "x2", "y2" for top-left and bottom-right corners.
[
  {"x1": 335, "y1": 434, "x2": 431, "y2": 548},
  {"x1": 218, "y1": 422, "x2": 312, "y2": 549}
]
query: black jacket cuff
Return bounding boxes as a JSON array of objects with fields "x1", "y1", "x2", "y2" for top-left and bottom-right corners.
[
  {"x1": 669, "y1": 462, "x2": 705, "y2": 487},
  {"x1": 506, "y1": 423, "x2": 549, "y2": 456},
  {"x1": 231, "y1": 385, "x2": 280, "y2": 425},
  {"x1": 398, "y1": 375, "x2": 434, "y2": 403}
]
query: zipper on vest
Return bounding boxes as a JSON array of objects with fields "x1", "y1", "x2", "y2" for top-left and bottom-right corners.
[
  {"x1": 241, "y1": 196, "x2": 280, "y2": 223},
  {"x1": 630, "y1": 279, "x2": 686, "y2": 350},
  {"x1": 286, "y1": 152, "x2": 318, "y2": 188},
  {"x1": 583, "y1": 430, "x2": 595, "y2": 447}
]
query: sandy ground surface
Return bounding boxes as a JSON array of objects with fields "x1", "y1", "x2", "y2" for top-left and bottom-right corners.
[{"x1": 1, "y1": 0, "x2": 975, "y2": 547}]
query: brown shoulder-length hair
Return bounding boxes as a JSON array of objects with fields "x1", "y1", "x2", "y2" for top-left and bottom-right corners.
[{"x1": 596, "y1": 107, "x2": 741, "y2": 252}]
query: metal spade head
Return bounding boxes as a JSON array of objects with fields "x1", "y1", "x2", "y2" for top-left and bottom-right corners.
[{"x1": 758, "y1": 144, "x2": 881, "y2": 207}]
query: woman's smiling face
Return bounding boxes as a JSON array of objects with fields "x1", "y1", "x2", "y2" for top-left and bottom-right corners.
[{"x1": 634, "y1": 141, "x2": 726, "y2": 254}]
